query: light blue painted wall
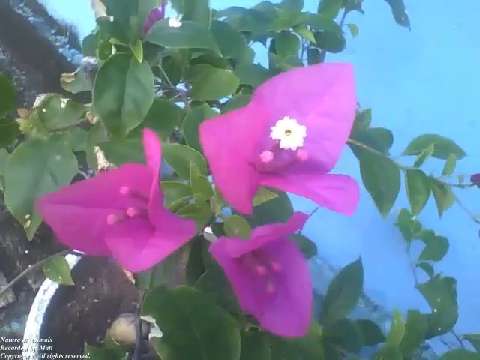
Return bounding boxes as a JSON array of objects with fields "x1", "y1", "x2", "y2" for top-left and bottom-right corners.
[{"x1": 40, "y1": 0, "x2": 480, "y2": 335}]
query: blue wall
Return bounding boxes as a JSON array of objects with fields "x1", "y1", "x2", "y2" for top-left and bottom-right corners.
[{"x1": 42, "y1": 0, "x2": 480, "y2": 335}]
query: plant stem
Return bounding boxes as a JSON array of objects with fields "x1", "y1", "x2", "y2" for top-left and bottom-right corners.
[
  {"x1": 0, "y1": 249, "x2": 71, "y2": 300},
  {"x1": 347, "y1": 138, "x2": 479, "y2": 223}
]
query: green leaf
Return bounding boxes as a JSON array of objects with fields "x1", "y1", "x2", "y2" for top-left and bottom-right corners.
[
  {"x1": 347, "y1": 23, "x2": 359, "y2": 37},
  {"x1": 274, "y1": 31, "x2": 300, "y2": 58},
  {"x1": 234, "y1": 64, "x2": 271, "y2": 88},
  {"x1": 322, "y1": 258, "x2": 364, "y2": 325},
  {"x1": 146, "y1": 20, "x2": 220, "y2": 53},
  {"x1": 190, "y1": 162, "x2": 213, "y2": 200},
  {"x1": 430, "y1": 179, "x2": 455, "y2": 217},
  {"x1": 61, "y1": 68, "x2": 93, "y2": 94},
  {"x1": 351, "y1": 127, "x2": 394, "y2": 154},
  {"x1": 386, "y1": 310, "x2": 405, "y2": 346},
  {"x1": 395, "y1": 208, "x2": 422, "y2": 242},
  {"x1": 188, "y1": 64, "x2": 240, "y2": 101},
  {"x1": 253, "y1": 188, "x2": 279, "y2": 207},
  {"x1": 356, "y1": 319, "x2": 385, "y2": 346},
  {"x1": 224, "y1": 215, "x2": 252, "y2": 239},
  {"x1": 405, "y1": 169, "x2": 431, "y2": 215},
  {"x1": 417, "y1": 276, "x2": 458, "y2": 337},
  {"x1": 143, "y1": 286, "x2": 241, "y2": 360},
  {"x1": 294, "y1": 24, "x2": 316, "y2": 43},
  {"x1": 384, "y1": 0, "x2": 410, "y2": 29},
  {"x1": 314, "y1": 28, "x2": 346, "y2": 53},
  {"x1": 130, "y1": 39, "x2": 143, "y2": 63},
  {"x1": 324, "y1": 319, "x2": 362, "y2": 353},
  {"x1": 195, "y1": 264, "x2": 240, "y2": 313},
  {"x1": 399, "y1": 310, "x2": 428, "y2": 357},
  {"x1": 141, "y1": 99, "x2": 185, "y2": 140},
  {"x1": 183, "y1": 0, "x2": 211, "y2": 27},
  {"x1": 163, "y1": 143, "x2": 208, "y2": 179},
  {"x1": 442, "y1": 154, "x2": 457, "y2": 176},
  {"x1": 440, "y1": 350, "x2": 480, "y2": 360},
  {"x1": 211, "y1": 21, "x2": 250, "y2": 62},
  {"x1": 413, "y1": 143, "x2": 434, "y2": 167},
  {"x1": 36, "y1": 95, "x2": 87, "y2": 131},
  {"x1": 355, "y1": 149, "x2": 400, "y2": 216},
  {"x1": 417, "y1": 262, "x2": 434, "y2": 278},
  {"x1": 240, "y1": 330, "x2": 271, "y2": 360},
  {"x1": 4, "y1": 137, "x2": 78, "y2": 239},
  {"x1": 183, "y1": 104, "x2": 218, "y2": 151},
  {"x1": 249, "y1": 191, "x2": 293, "y2": 227},
  {"x1": 42, "y1": 255, "x2": 74, "y2": 285},
  {"x1": 162, "y1": 181, "x2": 193, "y2": 208},
  {"x1": 222, "y1": 94, "x2": 252, "y2": 113},
  {"x1": 93, "y1": 54, "x2": 154, "y2": 136},
  {"x1": 0, "y1": 118, "x2": 19, "y2": 148},
  {"x1": 0, "y1": 73, "x2": 16, "y2": 115},
  {"x1": 404, "y1": 134, "x2": 466, "y2": 160},
  {"x1": 270, "y1": 322, "x2": 324, "y2": 360},
  {"x1": 464, "y1": 334, "x2": 480, "y2": 352},
  {"x1": 290, "y1": 234, "x2": 317, "y2": 259},
  {"x1": 375, "y1": 345, "x2": 403, "y2": 360},
  {"x1": 281, "y1": 0, "x2": 304, "y2": 11},
  {"x1": 418, "y1": 230, "x2": 449, "y2": 262},
  {"x1": 101, "y1": 137, "x2": 143, "y2": 165},
  {"x1": 317, "y1": 0, "x2": 343, "y2": 19}
]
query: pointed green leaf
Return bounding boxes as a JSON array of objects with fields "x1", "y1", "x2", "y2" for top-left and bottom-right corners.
[
  {"x1": 417, "y1": 276, "x2": 458, "y2": 337},
  {"x1": 464, "y1": 334, "x2": 480, "y2": 352},
  {"x1": 356, "y1": 149, "x2": 400, "y2": 216},
  {"x1": 163, "y1": 143, "x2": 208, "y2": 179},
  {"x1": 143, "y1": 286, "x2": 241, "y2": 360},
  {"x1": 0, "y1": 73, "x2": 16, "y2": 115},
  {"x1": 224, "y1": 215, "x2": 251, "y2": 239},
  {"x1": 347, "y1": 23, "x2": 359, "y2": 37},
  {"x1": 188, "y1": 65, "x2": 240, "y2": 101},
  {"x1": 4, "y1": 137, "x2": 78, "y2": 239},
  {"x1": 442, "y1": 154, "x2": 457, "y2": 176},
  {"x1": 146, "y1": 20, "x2": 220, "y2": 53},
  {"x1": 405, "y1": 169, "x2": 431, "y2": 215},
  {"x1": 183, "y1": 104, "x2": 218, "y2": 151},
  {"x1": 430, "y1": 179, "x2": 455, "y2": 217},
  {"x1": 93, "y1": 54, "x2": 154, "y2": 136},
  {"x1": 418, "y1": 230, "x2": 449, "y2": 262},
  {"x1": 404, "y1": 134, "x2": 466, "y2": 160},
  {"x1": 322, "y1": 258, "x2": 364, "y2": 325}
]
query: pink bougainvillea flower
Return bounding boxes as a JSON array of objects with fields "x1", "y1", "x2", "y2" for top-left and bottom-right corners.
[
  {"x1": 199, "y1": 63, "x2": 359, "y2": 215},
  {"x1": 210, "y1": 212, "x2": 312, "y2": 337},
  {"x1": 36, "y1": 129, "x2": 196, "y2": 272},
  {"x1": 143, "y1": 1, "x2": 166, "y2": 34}
]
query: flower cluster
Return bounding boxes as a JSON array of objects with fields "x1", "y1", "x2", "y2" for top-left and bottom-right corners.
[{"x1": 37, "y1": 63, "x2": 358, "y2": 337}]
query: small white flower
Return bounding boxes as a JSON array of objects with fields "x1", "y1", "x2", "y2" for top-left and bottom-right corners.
[
  {"x1": 168, "y1": 16, "x2": 182, "y2": 28},
  {"x1": 270, "y1": 116, "x2": 307, "y2": 151},
  {"x1": 60, "y1": 98, "x2": 68, "y2": 109}
]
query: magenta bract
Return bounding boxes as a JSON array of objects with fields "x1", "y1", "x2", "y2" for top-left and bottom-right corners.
[
  {"x1": 199, "y1": 63, "x2": 360, "y2": 215},
  {"x1": 36, "y1": 129, "x2": 196, "y2": 272},
  {"x1": 210, "y1": 212, "x2": 313, "y2": 337},
  {"x1": 143, "y1": 2, "x2": 166, "y2": 34}
]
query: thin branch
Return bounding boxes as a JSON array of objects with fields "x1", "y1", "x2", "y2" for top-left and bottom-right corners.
[
  {"x1": 339, "y1": 8, "x2": 349, "y2": 28},
  {"x1": 451, "y1": 330, "x2": 466, "y2": 349},
  {"x1": 347, "y1": 137, "x2": 479, "y2": 224},
  {"x1": 0, "y1": 249, "x2": 71, "y2": 300}
]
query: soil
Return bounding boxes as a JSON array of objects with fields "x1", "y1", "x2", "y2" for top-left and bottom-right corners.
[{"x1": 39, "y1": 257, "x2": 140, "y2": 356}]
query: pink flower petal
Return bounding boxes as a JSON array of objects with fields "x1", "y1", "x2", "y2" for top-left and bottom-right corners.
[
  {"x1": 199, "y1": 106, "x2": 264, "y2": 214},
  {"x1": 252, "y1": 63, "x2": 356, "y2": 172},
  {"x1": 220, "y1": 212, "x2": 309, "y2": 258},
  {"x1": 142, "y1": 128, "x2": 165, "y2": 225},
  {"x1": 37, "y1": 164, "x2": 152, "y2": 255},
  {"x1": 105, "y1": 214, "x2": 196, "y2": 272},
  {"x1": 210, "y1": 213, "x2": 312, "y2": 337},
  {"x1": 259, "y1": 173, "x2": 360, "y2": 215}
]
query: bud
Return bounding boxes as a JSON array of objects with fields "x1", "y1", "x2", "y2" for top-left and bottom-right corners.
[{"x1": 471, "y1": 173, "x2": 480, "y2": 187}]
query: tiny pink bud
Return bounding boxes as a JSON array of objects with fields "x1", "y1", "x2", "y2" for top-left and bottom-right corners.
[
  {"x1": 296, "y1": 149, "x2": 309, "y2": 162},
  {"x1": 126, "y1": 207, "x2": 140, "y2": 218},
  {"x1": 259, "y1": 150, "x2": 274, "y2": 164},
  {"x1": 106, "y1": 214, "x2": 119, "y2": 225}
]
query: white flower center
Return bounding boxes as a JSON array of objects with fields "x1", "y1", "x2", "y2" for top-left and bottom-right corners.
[
  {"x1": 270, "y1": 116, "x2": 307, "y2": 151},
  {"x1": 168, "y1": 16, "x2": 182, "y2": 28}
]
